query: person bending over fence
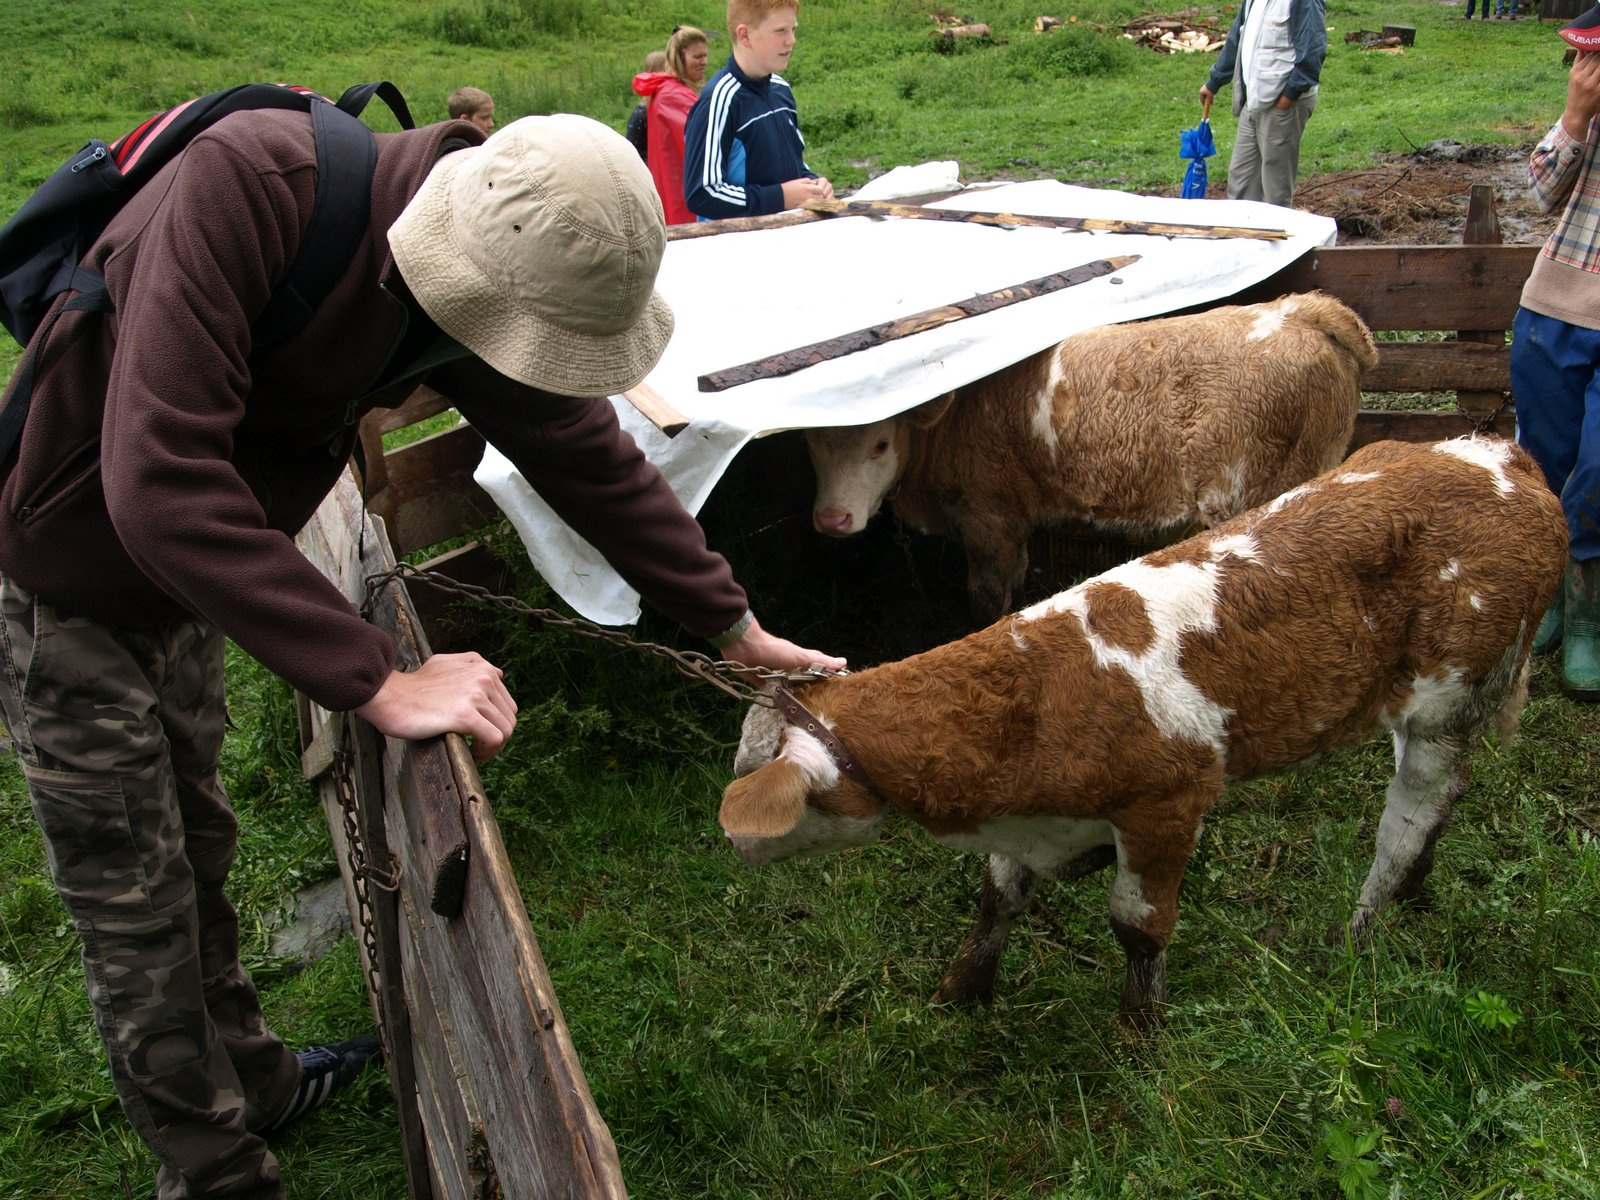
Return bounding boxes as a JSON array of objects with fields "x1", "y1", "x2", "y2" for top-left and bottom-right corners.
[{"x1": 0, "y1": 106, "x2": 841, "y2": 1200}]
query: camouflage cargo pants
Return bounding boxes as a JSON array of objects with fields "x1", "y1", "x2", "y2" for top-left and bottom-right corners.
[{"x1": 0, "y1": 574, "x2": 300, "y2": 1199}]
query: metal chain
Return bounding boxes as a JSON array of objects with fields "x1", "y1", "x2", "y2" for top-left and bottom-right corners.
[
  {"x1": 329, "y1": 741, "x2": 399, "y2": 1051},
  {"x1": 1472, "y1": 395, "x2": 1509, "y2": 435},
  {"x1": 361, "y1": 562, "x2": 842, "y2": 705}
]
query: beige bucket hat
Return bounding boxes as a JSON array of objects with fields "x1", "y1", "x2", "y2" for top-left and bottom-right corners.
[{"x1": 389, "y1": 113, "x2": 673, "y2": 397}]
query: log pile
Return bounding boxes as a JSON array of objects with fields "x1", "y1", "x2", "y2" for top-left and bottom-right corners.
[
  {"x1": 1122, "y1": 13, "x2": 1226, "y2": 52},
  {"x1": 934, "y1": 13, "x2": 992, "y2": 43},
  {"x1": 1344, "y1": 28, "x2": 1406, "y2": 50}
]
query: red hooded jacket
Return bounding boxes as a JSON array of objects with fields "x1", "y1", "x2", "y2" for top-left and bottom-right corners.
[{"x1": 631, "y1": 72, "x2": 699, "y2": 225}]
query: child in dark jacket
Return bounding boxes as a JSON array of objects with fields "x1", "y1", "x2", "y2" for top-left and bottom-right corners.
[
  {"x1": 625, "y1": 50, "x2": 668, "y2": 161},
  {"x1": 683, "y1": 0, "x2": 832, "y2": 219}
]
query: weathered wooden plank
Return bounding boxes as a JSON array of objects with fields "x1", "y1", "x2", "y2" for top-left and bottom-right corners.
[
  {"x1": 401, "y1": 889, "x2": 487, "y2": 1200},
  {"x1": 302, "y1": 706, "x2": 436, "y2": 1200},
  {"x1": 364, "y1": 571, "x2": 473, "y2": 917},
  {"x1": 433, "y1": 791, "x2": 628, "y2": 1198},
  {"x1": 800, "y1": 197, "x2": 1290, "y2": 240},
  {"x1": 368, "y1": 424, "x2": 499, "y2": 558},
  {"x1": 356, "y1": 389, "x2": 460, "y2": 502},
  {"x1": 296, "y1": 473, "x2": 627, "y2": 1200},
  {"x1": 699, "y1": 255, "x2": 1139, "y2": 391},
  {"x1": 357, "y1": 712, "x2": 435, "y2": 1200},
  {"x1": 622, "y1": 382, "x2": 688, "y2": 437},
  {"x1": 298, "y1": 500, "x2": 434, "y2": 1198},
  {"x1": 1227, "y1": 244, "x2": 1538, "y2": 331},
  {"x1": 376, "y1": 386, "x2": 457, "y2": 437},
  {"x1": 667, "y1": 197, "x2": 1288, "y2": 241},
  {"x1": 1457, "y1": 184, "x2": 1511, "y2": 418},
  {"x1": 1351, "y1": 406, "x2": 1515, "y2": 448},
  {"x1": 1363, "y1": 340, "x2": 1509, "y2": 393}
]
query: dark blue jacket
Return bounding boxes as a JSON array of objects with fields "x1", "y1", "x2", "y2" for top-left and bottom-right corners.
[{"x1": 683, "y1": 56, "x2": 814, "y2": 219}]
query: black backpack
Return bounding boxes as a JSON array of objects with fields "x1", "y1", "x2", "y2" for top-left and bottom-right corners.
[{"x1": 0, "y1": 81, "x2": 415, "y2": 459}]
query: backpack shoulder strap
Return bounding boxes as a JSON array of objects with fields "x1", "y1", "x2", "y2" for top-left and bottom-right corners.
[
  {"x1": 335, "y1": 82, "x2": 415, "y2": 131},
  {"x1": 0, "y1": 282, "x2": 112, "y2": 463},
  {"x1": 252, "y1": 99, "x2": 376, "y2": 348},
  {"x1": 253, "y1": 82, "x2": 414, "y2": 347}
]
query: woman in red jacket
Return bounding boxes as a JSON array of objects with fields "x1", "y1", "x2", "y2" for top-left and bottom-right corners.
[{"x1": 632, "y1": 25, "x2": 710, "y2": 224}]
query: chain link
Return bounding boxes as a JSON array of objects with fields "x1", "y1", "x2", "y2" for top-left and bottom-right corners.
[
  {"x1": 330, "y1": 742, "x2": 398, "y2": 1053},
  {"x1": 361, "y1": 562, "x2": 842, "y2": 705},
  {"x1": 1471, "y1": 395, "x2": 1509, "y2": 436}
]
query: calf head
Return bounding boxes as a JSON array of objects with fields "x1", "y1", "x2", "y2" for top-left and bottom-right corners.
[
  {"x1": 804, "y1": 394, "x2": 956, "y2": 536},
  {"x1": 720, "y1": 701, "x2": 885, "y2": 865}
]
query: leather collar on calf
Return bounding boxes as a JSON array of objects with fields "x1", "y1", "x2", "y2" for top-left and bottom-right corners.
[{"x1": 772, "y1": 684, "x2": 877, "y2": 794}]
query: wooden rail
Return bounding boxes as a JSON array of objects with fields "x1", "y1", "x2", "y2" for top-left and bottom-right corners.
[{"x1": 296, "y1": 478, "x2": 628, "y2": 1200}]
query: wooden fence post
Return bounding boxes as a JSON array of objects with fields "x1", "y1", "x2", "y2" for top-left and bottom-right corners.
[{"x1": 1457, "y1": 183, "x2": 1511, "y2": 427}]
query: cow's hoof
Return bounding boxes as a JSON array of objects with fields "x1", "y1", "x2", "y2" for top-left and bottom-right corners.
[
  {"x1": 1327, "y1": 909, "x2": 1376, "y2": 949},
  {"x1": 930, "y1": 975, "x2": 993, "y2": 1007},
  {"x1": 1116, "y1": 1001, "x2": 1167, "y2": 1034}
]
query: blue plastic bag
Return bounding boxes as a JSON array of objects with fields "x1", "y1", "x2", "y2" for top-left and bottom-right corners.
[{"x1": 1180, "y1": 116, "x2": 1216, "y2": 199}]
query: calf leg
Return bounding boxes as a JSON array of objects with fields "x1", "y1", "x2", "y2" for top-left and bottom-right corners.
[
  {"x1": 959, "y1": 525, "x2": 1030, "y2": 625},
  {"x1": 1347, "y1": 732, "x2": 1469, "y2": 945},
  {"x1": 932, "y1": 855, "x2": 1037, "y2": 1005},
  {"x1": 1109, "y1": 813, "x2": 1205, "y2": 1029},
  {"x1": 1348, "y1": 642, "x2": 1527, "y2": 944}
]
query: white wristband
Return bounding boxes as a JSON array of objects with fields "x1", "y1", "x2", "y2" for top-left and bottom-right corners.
[{"x1": 710, "y1": 609, "x2": 755, "y2": 649}]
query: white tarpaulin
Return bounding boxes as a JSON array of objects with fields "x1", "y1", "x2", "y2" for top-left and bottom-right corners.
[{"x1": 477, "y1": 179, "x2": 1338, "y2": 625}]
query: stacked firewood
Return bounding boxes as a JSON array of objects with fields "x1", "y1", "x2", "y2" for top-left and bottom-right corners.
[{"x1": 1121, "y1": 13, "x2": 1226, "y2": 52}]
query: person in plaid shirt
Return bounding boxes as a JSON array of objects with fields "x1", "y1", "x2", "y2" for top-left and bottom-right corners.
[{"x1": 1510, "y1": 7, "x2": 1600, "y2": 700}]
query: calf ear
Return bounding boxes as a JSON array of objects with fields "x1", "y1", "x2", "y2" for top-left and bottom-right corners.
[
  {"x1": 908, "y1": 392, "x2": 956, "y2": 429},
  {"x1": 720, "y1": 757, "x2": 810, "y2": 838}
]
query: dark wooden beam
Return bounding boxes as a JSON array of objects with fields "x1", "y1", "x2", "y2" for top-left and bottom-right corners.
[
  {"x1": 366, "y1": 424, "x2": 499, "y2": 558},
  {"x1": 698, "y1": 255, "x2": 1140, "y2": 392},
  {"x1": 1226, "y1": 244, "x2": 1538, "y2": 331},
  {"x1": 1365, "y1": 340, "x2": 1510, "y2": 393}
]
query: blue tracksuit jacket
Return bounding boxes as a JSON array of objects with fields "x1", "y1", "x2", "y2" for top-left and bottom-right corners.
[{"x1": 683, "y1": 56, "x2": 815, "y2": 219}]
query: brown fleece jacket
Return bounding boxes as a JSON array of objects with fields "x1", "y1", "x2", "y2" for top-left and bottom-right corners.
[{"x1": 0, "y1": 111, "x2": 747, "y2": 712}]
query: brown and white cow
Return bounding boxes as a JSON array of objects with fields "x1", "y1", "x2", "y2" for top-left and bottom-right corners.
[
  {"x1": 805, "y1": 292, "x2": 1378, "y2": 623},
  {"x1": 722, "y1": 437, "x2": 1567, "y2": 1025}
]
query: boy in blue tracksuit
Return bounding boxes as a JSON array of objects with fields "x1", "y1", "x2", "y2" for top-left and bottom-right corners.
[{"x1": 683, "y1": 0, "x2": 833, "y2": 219}]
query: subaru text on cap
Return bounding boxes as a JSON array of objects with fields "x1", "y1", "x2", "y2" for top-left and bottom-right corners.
[{"x1": 1560, "y1": 4, "x2": 1600, "y2": 51}]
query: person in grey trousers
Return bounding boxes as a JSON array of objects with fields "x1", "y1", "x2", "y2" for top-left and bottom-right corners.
[{"x1": 1199, "y1": 0, "x2": 1327, "y2": 208}]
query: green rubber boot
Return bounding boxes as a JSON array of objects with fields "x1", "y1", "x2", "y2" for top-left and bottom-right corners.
[
  {"x1": 1562, "y1": 557, "x2": 1600, "y2": 702},
  {"x1": 1532, "y1": 576, "x2": 1565, "y2": 655}
]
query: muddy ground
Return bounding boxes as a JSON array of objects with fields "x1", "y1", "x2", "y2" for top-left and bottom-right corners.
[{"x1": 1291, "y1": 140, "x2": 1551, "y2": 245}]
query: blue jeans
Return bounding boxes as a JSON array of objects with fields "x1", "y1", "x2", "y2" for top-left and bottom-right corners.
[{"x1": 1511, "y1": 307, "x2": 1600, "y2": 561}]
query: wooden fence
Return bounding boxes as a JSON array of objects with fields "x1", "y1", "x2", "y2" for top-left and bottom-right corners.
[
  {"x1": 294, "y1": 191, "x2": 1540, "y2": 1197},
  {"x1": 296, "y1": 482, "x2": 626, "y2": 1199}
]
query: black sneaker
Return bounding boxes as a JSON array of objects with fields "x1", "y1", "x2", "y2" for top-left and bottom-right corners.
[{"x1": 264, "y1": 1035, "x2": 383, "y2": 1132}]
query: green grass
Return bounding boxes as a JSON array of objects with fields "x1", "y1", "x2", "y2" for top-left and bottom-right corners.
[{"x1": 3, "y1": 1, "x2": 1598, "y2": 1196}]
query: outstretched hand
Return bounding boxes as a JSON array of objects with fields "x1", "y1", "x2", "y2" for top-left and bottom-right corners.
[
  {"x1": 719, "y1": 614, "x2": 847, "y2": 675},
  {"x1": 355, "y1": 651, "x2": 519, "y2": 761}
]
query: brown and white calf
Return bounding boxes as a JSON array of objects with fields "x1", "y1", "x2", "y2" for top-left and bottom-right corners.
[
  {"x1": 722, "y1": 437, "x2": 1567, "y2": 1025},
  {"x1": 805, "y1": 292, "x2": 1378, "y2": 623}
]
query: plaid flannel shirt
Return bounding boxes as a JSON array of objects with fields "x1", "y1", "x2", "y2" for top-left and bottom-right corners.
[{"x1": 1531, "y1": 117, "x2": 1600, "y2": 274}]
